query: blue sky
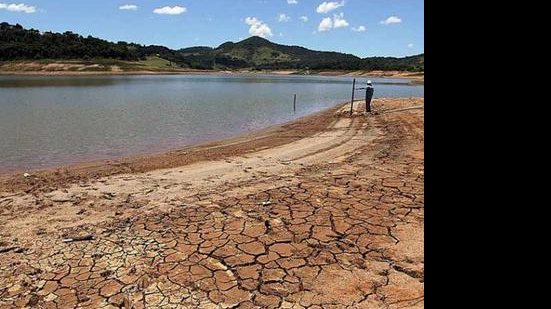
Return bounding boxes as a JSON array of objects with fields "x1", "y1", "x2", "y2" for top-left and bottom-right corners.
[{"x1": 0, "y1": 1, "x2": 424, "y2": 57}]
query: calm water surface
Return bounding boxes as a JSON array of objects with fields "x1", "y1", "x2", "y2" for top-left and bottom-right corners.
[{"x1": 0, "y1": 74, "x2": 424, "y2": 171}]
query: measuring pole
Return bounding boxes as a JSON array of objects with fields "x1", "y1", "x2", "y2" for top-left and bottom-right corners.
[
  {"x1": 293, "y1": 94, "x2": 297, "y2": 114},
  {"x1": 350, "y1": 78, "x2": 356, "y2": 115}
]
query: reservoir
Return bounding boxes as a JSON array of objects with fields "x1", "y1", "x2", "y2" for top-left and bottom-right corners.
[{"x1": 0, "y1": 74, "x2": 424, "y2": 172}]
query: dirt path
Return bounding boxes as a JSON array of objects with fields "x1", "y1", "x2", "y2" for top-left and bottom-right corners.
[{"x1": 0, "y1": 98, "x2": 424, "y2": 308}]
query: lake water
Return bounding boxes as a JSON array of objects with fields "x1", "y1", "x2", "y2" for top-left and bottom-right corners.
[{"x1": 0, "y1": 74, "x2": 424, "y2": 172}]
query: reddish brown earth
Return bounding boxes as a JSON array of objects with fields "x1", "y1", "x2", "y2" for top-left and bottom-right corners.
[
  {"x1": 0, "y1": 98, "x2": 424, "y2": 308},
  {"x1": 0, "y1": 67, "x2": 423, "y2": 81}
]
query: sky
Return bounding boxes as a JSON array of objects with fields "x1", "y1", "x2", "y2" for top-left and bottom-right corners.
[{"x1": 0, "y1": 1, "x2": 424, "y2": 57}]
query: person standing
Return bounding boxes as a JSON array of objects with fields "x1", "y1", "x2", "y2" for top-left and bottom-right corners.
[{"x1": 365, "y1": 80, "x2": 374, "y2": 113}]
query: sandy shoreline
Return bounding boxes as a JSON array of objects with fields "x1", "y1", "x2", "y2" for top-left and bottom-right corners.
[
  {"x1": 0, "y1": 103, "x2": 345, "y2": 193},
  {"x1": 0, "y1": 69, "x2": 424, "y2": 80},
  {"x1": 0, "y1": 70, "x2": 220, "y2": 76},
  {"x1": 0, "y1": 98, "x2": 424, "y2": 308}
]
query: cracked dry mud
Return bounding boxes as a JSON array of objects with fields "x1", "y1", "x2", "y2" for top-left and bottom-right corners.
[{"x1": 0, "y1": 98, "x2": 424, "y2": 308}]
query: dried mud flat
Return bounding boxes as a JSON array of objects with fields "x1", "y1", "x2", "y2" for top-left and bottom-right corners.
[{"x1": 0, "y1": 98, "x2": 424, "y2": 309}]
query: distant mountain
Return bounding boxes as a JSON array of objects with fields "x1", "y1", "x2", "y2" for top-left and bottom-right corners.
[
  {"x1": 361, "y1": 54, "x2": 424, "y2": 72},
  {"x1": 0, "y1": 22, "x2": 423, "y2": 72},
  {"x1": 178, "y1": 46, "x2": 214, "y2": 55},
  {"x1": 206, "y1": 36, "x2": 365, "y2": 70}
]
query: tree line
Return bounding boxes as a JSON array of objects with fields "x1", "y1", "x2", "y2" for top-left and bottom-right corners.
[{"x1": 1, "y1": 23, "x2": 423, "y2": 72}]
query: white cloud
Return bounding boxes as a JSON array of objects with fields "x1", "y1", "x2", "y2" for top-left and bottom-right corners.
[
  {"x1": 317, "y1": 13, "x2": 349, "y2": 32},
  {"x1": 0, "y1": 3, "x2": 36, "y2": 13},
  {"x1": 287, "y1": 0, "x2": 298, "y2": 4},
  {"x1": 119, "y1": 4, "x2": 138, "y2": 11},
  {"x1": 380, "y1": 16, "x2": 402, "y2": 25},
  {"x1": 352, "y1": 25, "x2": 366, "y2": 32},
  {"x1": 153, "y1": 6, "x2": 187, "y2": 15},
  {"x1": 316, "y1": 1, "x2": 344, "y2": 14},
  {"x1": 318, "y1": 17, "x2": 333, "y2": 32},
  {"x1": 408, "y1": 43, "x2": 414, "y2": 48},
  {"x1": 333, "y1": 12, "x2": 349, "y2": 28},
  {"x1": 299, "y1": 16, "x2": 309, "y2": 22},
  {"x1": 245, "y1": 17, "x2": 273, "y2": 38},
  {"x1": 278, "y1": 13, "x2": 291, "y2": 22}
]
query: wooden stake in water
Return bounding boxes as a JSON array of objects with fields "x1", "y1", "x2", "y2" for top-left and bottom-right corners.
[
  {"x1": 293, "y1": 94, "x2": 297, "y2": 114},
  {"x1": 350, "y1": 78, "x2": 356, "y2": 115}
]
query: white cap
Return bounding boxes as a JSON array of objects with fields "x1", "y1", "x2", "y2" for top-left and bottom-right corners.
[{"x1": 367, "y1": 80, "x2": 372, "y2": 84}]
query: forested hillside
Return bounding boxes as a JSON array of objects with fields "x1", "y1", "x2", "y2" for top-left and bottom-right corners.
[{"x1": 0, "y1": 23, "x2": 423, "y2": 71}]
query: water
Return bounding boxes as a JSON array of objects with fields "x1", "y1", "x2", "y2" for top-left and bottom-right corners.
[{"x1": 0, "y1": 74, "x2": 424, "y2": 172}]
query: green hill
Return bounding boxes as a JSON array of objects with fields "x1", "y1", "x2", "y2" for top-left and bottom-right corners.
[
  {"x1": 0, "y1": 22, "x2": 423, "y2": 72},
  {"x1": 207, "y1": 36, "x2": 364, "y2": 70}
]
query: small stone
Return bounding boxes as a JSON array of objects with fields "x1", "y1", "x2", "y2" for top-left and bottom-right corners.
[{"x1": 26, "y1": 294, "x2": 39, "y2": 306}]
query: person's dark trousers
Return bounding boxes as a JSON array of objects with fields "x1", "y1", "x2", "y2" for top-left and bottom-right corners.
[{"x1": 365, "y1": 87, "x2": 374, "y2": 112}]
